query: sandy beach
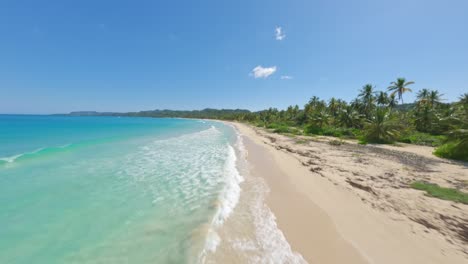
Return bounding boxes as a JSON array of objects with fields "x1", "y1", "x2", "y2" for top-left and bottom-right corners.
[{"x1": 231, "y1": 122, "x2": 467, "y2": 264}]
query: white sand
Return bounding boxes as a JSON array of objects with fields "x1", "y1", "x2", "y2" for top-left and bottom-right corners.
[{"x1": 231, "y1": 122, "x2": 467, "y2": 264}]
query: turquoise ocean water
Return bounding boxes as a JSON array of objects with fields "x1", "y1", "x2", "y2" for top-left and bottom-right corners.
[{"x1": 0, "y1": 115, "x2": 242, "y2": 263}]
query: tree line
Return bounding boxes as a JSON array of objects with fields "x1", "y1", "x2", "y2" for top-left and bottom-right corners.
[
  {"x1": 67, "y1": 78, "x2": 467, "y2": 161},
  {"x1": 225, "y1": 78, "x2": 467, "y2": 161}
]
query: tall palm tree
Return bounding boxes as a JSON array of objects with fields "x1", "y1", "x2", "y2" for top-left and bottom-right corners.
[{"x1": 388, "y1": 78, "x2": 414, "y2": 103}]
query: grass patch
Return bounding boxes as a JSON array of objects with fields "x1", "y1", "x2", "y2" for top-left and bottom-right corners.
[
  {"x1": 410, "y1": 181, "x2": 468, "y2": 204},
  {"x1": 434, "y1": 140, "x2": 468, "y2": 162}
]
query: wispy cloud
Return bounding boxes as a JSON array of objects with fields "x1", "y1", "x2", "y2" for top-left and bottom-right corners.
[
  {"x1": 275, "y1": 26, "x2": 285, "y2": 40},
  {"x1": 251, "y1": 66, "x2": 277, "y2": 79},
  {"x1": 281, "y1": 75, "x2": 293, "y2": 80}
]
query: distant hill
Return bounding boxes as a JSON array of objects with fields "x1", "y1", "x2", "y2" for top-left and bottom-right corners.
[
  {"x1": 394, "y1": 103, "x2": 416, "y2": 111},
  {"x1": 65, "y1": 108, "x2": 252, "y2": 120},
  {"x1": 68, "y1": 111, "x2": 119, "y2": 116}
]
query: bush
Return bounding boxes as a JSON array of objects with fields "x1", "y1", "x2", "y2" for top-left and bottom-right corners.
[{"x1": 434, "y1": 140, "x2": 468, "y2": 162}]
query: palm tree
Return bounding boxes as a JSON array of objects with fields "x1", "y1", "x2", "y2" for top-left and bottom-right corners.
[
  {"x1": 339, "y1": 106, "x2": 363, "y2": 128},
  {"x1": 308, "y1": 109, "x2": 330, "y2": 128},
  {"x1": 416, "y1": 89, "x2": 430, "y2": 102},
  {"x1": 364, "y1": 108, "x2": 401, "y2": 143},
  {"x1": 358, "y1": 84, "x2": 375, "y2": 102},
  {"x1": 414, "y1": 104, "x2": 436, "y2": 132},
  {"x1": 358, "y1": 84, "x2": 376, "y2": 117},
  {"x1": 305, "y1": 96, "x2": 322, "y2": 115},
  {"x1": 376, "y1": 91, "x2": 389, "y2": 106},
  {"x1": 328, "y1": 97, "x2": 340, "y2": 118},
  {"x1": 350, "y1": 98, "x2": 361, "y2": 110},
  {"x1": 388, "y1": 78, "x2": 414, "y2": 103},
  {"x1": 429, "y1": 90, "x2": 443, "y2": 107}
]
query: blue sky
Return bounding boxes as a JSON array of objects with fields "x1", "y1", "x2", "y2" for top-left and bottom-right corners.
[{"x1": 1, "y1": 0, "x2": 467, "y2": 114}]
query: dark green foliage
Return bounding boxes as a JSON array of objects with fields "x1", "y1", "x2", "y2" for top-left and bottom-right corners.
[{"x1": 411, "y1": 182, "x2": 468, "y2": 204}]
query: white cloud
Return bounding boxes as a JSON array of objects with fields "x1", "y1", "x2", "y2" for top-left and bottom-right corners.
[
  {"x1": 251, "y1": 66, "x2": 277, "y2": 78},
  {"x1": 281, "y1": 75, "x2": 293, "y2": 80},
  {"x1": 275, "y1": 26, "x2": 285, "y2": 40}
]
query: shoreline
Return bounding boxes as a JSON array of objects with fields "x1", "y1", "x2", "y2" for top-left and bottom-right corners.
[{"x1": 230, "y1": 122, "x2": 467, "y2": 264}]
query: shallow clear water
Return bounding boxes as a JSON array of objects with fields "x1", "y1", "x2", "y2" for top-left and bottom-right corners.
[{"x1": 0, "y1": 115, "x2": 239, "y2": 263}]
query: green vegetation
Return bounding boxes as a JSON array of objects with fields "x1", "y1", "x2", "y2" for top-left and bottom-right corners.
[
  {"x1": 67, "y1": 80, "x2": 468, "y2": 161},
  {"x1": 398, "y1": 132, "x2": 446, "y2": 146},
  {"x1": 363, "y1": 108, "x2": 401, "y2": 143},
  {"x1": 410, "y1": 181, "x2": 468, "y2": 204},
  {"x1": 434, "y1": 138, "x2": 468, "y2": 161}
]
